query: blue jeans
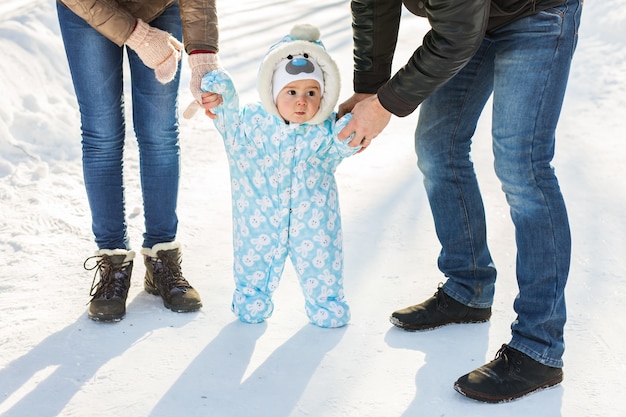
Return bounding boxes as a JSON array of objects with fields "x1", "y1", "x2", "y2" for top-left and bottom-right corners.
[
  {"x1": 415, "y1": 0, "x2": 582, "y2": 367},
  {"x1": 57, "y1": 2, "x2": 182, "y2": 250}
]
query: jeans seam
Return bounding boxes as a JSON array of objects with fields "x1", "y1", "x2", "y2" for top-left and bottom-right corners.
[
  {"x1": 530, "y1": 2, "x2": 567, "y2": 317},
  {"x1": 448, "y1": 45, "x2": 493, "y2": 286}
]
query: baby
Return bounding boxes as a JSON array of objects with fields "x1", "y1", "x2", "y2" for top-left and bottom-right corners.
[{"x1": 200, "y1": 24, "x2": 359, "y2": 328}]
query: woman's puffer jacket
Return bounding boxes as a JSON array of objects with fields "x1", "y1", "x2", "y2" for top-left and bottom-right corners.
[{"x1": 57, "y1": 0, "x2": 218, "y2": 53}]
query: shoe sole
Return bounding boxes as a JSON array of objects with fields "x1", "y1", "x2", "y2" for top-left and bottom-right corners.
[
  {"x1": 145, "y1": 285, "x2": 202, "y2": 313},
  {"x1": 88, "y1": 313, "x2": 125, "y2": 322},
  {"x1": 389, "y1": 315, "x2": 490, "y2": 331},
  {"x1": 163, "y1": 301, "x2": 203, "y2": 313},
  {"x1": 453, "y1": 376, "x2": 563, "y2": 403}
]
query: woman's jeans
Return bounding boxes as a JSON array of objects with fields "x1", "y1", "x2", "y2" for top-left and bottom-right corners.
[
  {"x1": 57, "y1": 2, "x2": 182, "y2": 250},
  {"x1": 415, "y1": 0, "x2": 582, "y2": 367}
]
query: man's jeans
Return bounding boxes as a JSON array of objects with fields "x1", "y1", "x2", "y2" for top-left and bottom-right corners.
[
  {"x1": 57, "y1": 2, "x2": 182, "y2": 250},
  {"x1": 415, "y1": 0, "x2": 582, "y2": 367}
]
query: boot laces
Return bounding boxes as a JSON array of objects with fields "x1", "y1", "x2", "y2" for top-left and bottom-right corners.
[
  {"x1": 152, "y1": 251, "x2": 191, "y2": 290},
  {"x1": 85, "y1": 255, "x2": 130, "y2": 301},
  {"x1": 494, "y1": 344, "x2": 522, "y2": 373},
  {"x1": 434, "y1": 283, "x2": 449, "y2": 309},
  {"x1": 495, "y1": 345, "x2": 510, "y2": 367}
]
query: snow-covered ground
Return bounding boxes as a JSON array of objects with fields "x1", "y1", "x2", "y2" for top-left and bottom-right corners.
[{"x1": 1, "y1": 1, "x2": 624, "y2": 416}]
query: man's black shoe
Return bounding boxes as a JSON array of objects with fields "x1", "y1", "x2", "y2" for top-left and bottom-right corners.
[
  {"x1": 389, "y1": 286, "x2": 491, "y2": 331},
  {"x1": 454, "y1": 344, "x2": 563, "y2": 403}
]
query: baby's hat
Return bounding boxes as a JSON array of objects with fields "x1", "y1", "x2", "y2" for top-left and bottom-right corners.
[
  {"x1": 258, "y1": 24, "x2": 340, "y2": 125},
  {"x1": 272, "y1": 55, "x2": 324, "y2": 103}
]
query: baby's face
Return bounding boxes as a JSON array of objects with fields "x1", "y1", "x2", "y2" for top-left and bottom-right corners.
[{"x1": 275, "y1": 79, "x2": 322, "y2": 124}]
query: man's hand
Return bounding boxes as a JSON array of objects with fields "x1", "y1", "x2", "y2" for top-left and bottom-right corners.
[
  {"x1": 338, "y1": 94, "x2": 391, "y2": 151},
  {"x1": 337, "y1": 92, "x2": 373, "y2": 118}
]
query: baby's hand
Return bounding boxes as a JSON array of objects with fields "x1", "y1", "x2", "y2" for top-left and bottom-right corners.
[
  {"x1": 334, "y1": 113, "x2": 361, "y2": 156},
  {"x1": 183, "y1": 69, "x2": 231, "y2": 119},
  {"x1": 335, "y1": 113, "x2": 355, "y2": 142},
  {"x1": 199, "y1": 92, "x2": 223, "y2": 119},
  {"x1": 200, "y1": 70, "x2": 232, "y2": 95}
]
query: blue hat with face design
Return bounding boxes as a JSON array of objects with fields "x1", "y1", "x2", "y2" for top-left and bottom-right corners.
[
  {"x1": 272, "y1": 54, "x2": 325, "y2": 103},
  {"x1": 258, "y1": 24, "x2": 340, "y2": 125}
]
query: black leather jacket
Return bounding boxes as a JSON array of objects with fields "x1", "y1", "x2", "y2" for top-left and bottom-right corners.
[{"x1": 351, "y1": 0, "x2": 565, "y2": 116}]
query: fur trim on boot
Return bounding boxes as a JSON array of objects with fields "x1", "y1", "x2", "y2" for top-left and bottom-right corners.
[
  {"x1": 140, "y1": 241, "x2": 180, "y2": 258},
  {"x1": 95, "y1": 248, "x2": 135, "y2": 262}
]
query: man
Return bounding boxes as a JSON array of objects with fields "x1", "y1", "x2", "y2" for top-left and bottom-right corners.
[{"x1": 338, "y1": 0, "x2": 583, "y2": 403}]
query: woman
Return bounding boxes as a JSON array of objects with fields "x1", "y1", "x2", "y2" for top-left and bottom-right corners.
[{"x1": 56, "y1": 0, "x2": 221, "y2": 321}]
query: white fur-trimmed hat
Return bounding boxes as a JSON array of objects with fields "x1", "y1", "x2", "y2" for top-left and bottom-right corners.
[{"x1": 258, "y1": 24, "x2": 340, "y2": 125}]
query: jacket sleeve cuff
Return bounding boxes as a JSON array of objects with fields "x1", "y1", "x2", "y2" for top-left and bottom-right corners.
[
  {"x1": 353, "y1": 67, "x2": 392, "y2": 95},
  {"x1": 377, "y1": 83, "x2": 419, "y2": 118}
]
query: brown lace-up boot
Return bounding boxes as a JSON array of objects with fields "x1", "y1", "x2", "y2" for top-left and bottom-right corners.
[
  {"x1": 142, "y1": 242, "x2": 202, "y2": 312},
  {"x1": 85, "y1": 249, "x2": 135, "y2": 322}
]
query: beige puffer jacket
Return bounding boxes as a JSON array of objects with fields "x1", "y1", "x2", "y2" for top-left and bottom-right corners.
[{"x1": 57, "y1": 0, "x2": 218, "y2": 53}]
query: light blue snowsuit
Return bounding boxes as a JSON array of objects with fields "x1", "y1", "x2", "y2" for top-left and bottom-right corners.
[{"x1": 202, "y1": 70, "x2": 359, "y2": 328}]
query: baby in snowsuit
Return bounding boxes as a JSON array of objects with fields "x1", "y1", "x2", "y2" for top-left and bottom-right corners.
[{"x1": 201, "y1": 24, "x2": 359, "y2": 328}]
